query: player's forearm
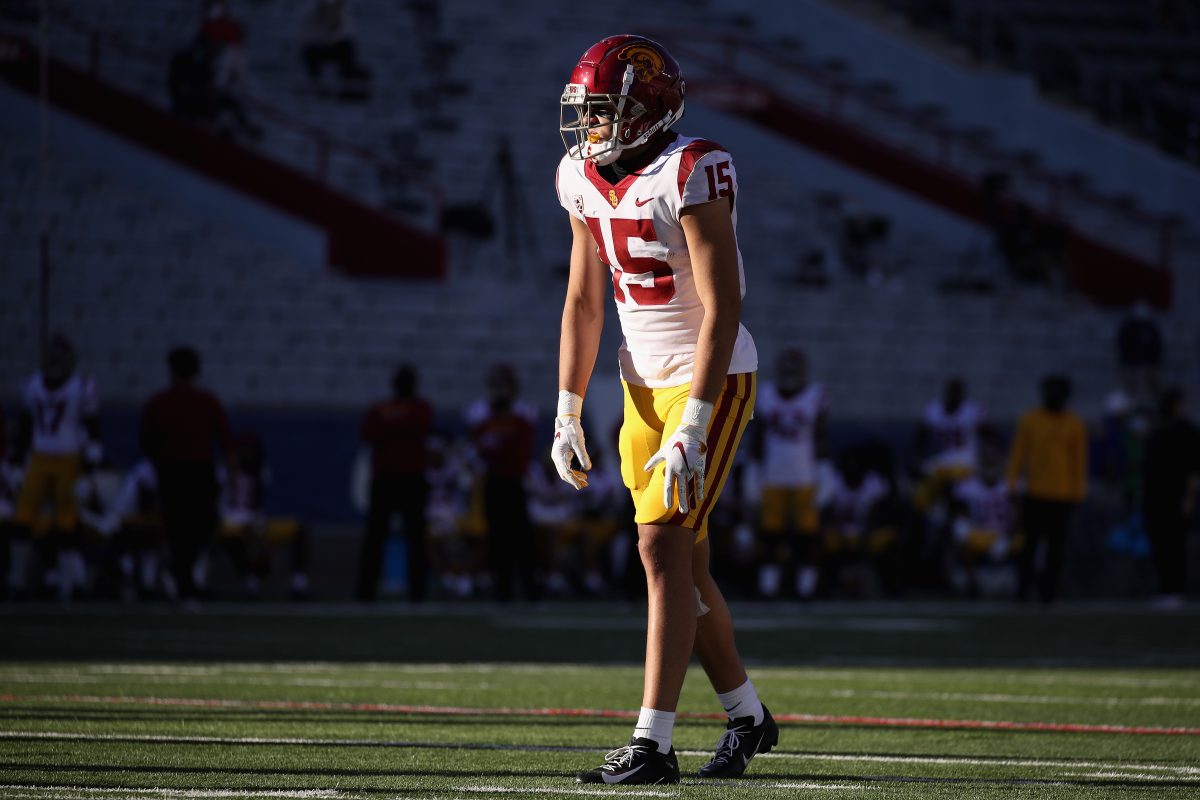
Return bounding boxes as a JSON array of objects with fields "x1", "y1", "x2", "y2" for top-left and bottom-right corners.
[
  {"x1": 558, "y1": 296, "x2": 603, "y2": 397},
  {"x1": 689, "y1": 300, "x2": 741, "y2": 405}
]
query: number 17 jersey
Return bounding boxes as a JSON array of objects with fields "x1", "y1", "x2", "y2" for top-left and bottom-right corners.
[{"x1": 556, "y1": 133, "x2": 758, "y2": 388}]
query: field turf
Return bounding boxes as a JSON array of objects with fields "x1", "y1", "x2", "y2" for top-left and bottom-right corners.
[{"x1": 0, "y1": 602, "x2": 1197, "y2": 799}]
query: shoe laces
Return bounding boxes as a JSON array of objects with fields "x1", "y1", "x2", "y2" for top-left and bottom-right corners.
[
  {"x1": 603, "y1": 743, "x2": 646, "y2": 770},
  {"x1": 711, "y1": 727, "x2": 743, "y2": 764}
]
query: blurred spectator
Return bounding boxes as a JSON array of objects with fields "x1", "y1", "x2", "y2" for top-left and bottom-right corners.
[
  {"x1": 467, "y1": 363, "x2": 539, "y2": 602},
  {"x1": 197, "y1": 0, "x2": 247, "y2": 88},
  {"x1": 914, "y1": 378, "x2": 985, "y2": 513},
  {"x1": 1141, "y1": 388, "x2": 1200, "y2": 608},
  {"x1": 168, "y1": 36, "x2": 261, "y2": 141},
  {"x1": 1116, "y1": 300, "x2": 1163, "y2": 406},
  {"x1": 11, "y1": 334, "x2": 100, "y2": 602},
  {"x1": 140, "y1": 346, "x2": 233, "y2": 607},
  {"x1": 981, "y1": 174, "x2": 1066, "y2": 286},
  {"x1": 169, "y1": 1, "x2": 260, "y2": 141},
  {"x1": 299, "y1": 0, "x2": 372, "y2": 99},
  {"x1": 752, "y1": 348, "x2": 829, "y2": 599},
  {"x1": 356, "y1": 364, "x2": 433, "y2": 602},
  {"x1": 1007, "y1": 375, "x2": 1087, "y2": 604},
  {"x1": 216, "y1": 432, "x2": 311, "y2": 600},
  {"x1": 838, "y1": 199, "x2": 891, "y2": 282}
]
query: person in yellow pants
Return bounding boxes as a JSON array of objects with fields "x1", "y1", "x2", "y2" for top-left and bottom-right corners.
[{"x1": 551, "y1": 35, "x2": 776, "y2": 784}]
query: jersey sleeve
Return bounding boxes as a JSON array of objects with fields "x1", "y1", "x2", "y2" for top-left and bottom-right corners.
[
  {"x1": 678, "y1": 144, "x2": 736, "y2": 212},
  {"x1": 555, "y1": 158, "x2": 585, "y2": 221},
  {"x1": 815, "y1": 384, "x2": 830, "y2": 414}
]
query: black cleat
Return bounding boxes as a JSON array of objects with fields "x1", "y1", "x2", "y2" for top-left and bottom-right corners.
[
  {"x1": 696, "y1": 704, "x2": 779, "y2": 778},
  {"x1": 576, "y1": 737, "x2": 681, "y2": 785}
]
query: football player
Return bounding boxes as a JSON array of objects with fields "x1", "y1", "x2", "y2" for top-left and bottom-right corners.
[
  {"x1": 552, "y1": 35, "x2": 775, "y2": 784},
  {"x1": 217, "y1": 432, "x2": 310, "y2": 600},
  {"x1": 948, "y1": 448, "x2": 1019, "y2": 596},
  {"x1": 914, "y1": 377, "x2": 986, "y2": 512},
  {"x1": 821, "y1": 449, "x2": 899, "y2": 597},
  {"x1": 12, "y1": 334, "x2": 101, "y2": 601},
  {"x1": 468, "y1": 363, "x2": 539, "y2": 602},
  {"x1": 753, "y1": 348, "x2": 828, "y2": 599}
]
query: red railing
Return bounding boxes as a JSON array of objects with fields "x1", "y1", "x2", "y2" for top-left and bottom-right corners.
[
  {"x1": 650, "y1": 28, "x2": 1180, "y2": 273},
  {"x1": 51, "y1": 11, "x2": 443, "y2": 222}
]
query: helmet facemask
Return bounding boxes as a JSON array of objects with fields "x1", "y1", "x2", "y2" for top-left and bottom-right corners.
[{"x1": 560, "y1": 66, "x2": 648, "y2": 166}]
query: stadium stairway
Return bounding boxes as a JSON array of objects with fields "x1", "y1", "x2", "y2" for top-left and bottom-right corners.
[{"x1": 1, "y1": 0, "x2": 1195, "y2": 424}]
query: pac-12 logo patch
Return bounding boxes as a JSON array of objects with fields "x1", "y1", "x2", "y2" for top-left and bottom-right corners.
[{"x1": 573, "y1": 195, "x2": 584, "y2": 214}]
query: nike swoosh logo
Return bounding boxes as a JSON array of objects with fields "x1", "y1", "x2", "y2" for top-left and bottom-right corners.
[
  {"x1": 634, "y1": 197, "x2": 653, "y2": 207},
  {"x1": 603, "y1": 763, "x2": 645, "y2": 783},
  {"x1": 672, "y1": 441, "x2": 689, "y2": 470}
]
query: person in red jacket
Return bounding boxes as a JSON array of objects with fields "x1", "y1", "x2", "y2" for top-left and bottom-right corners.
[
  {"x1": 140, "y1": 346, "x2": 232, "y2": 606},
  {"x1": 357, "y1": 364, "x2": 434, "y2": 602},
  {"x1": 468, "y1": 364, "x2": 538, "y2": 602}
]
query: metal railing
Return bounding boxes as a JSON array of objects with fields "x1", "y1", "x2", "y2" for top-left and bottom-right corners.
[
  {"x1": 43, "y1": 10, "x2": 444, "y2": 224},
  {"x1": 650, "y1": 27, "x2": 1180, "y2": 271}
]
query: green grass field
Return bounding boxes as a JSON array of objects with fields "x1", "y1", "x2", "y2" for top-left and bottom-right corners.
[{"x1": 1, "y1": 603, "x2": 1198, "y2": 799}]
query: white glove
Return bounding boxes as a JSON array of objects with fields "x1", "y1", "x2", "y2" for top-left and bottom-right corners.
[
  {"x1": 551, "y1": 390, "x2": 591, "y2": 490},
  {"x1": 644, "y1": 398, "x2": 712, "y2": 514}
]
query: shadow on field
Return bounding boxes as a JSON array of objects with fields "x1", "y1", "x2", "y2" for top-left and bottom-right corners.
[{"x1": 2, "y1": 604, "x2": 1199, "y2": 666}]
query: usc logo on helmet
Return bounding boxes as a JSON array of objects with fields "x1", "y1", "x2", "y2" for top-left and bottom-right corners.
[{"x1": 618, "y1": 44, "x2": 664, "y2": 83}]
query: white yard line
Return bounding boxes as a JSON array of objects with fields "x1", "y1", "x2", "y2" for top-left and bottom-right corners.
[
  {"x1": 3, "y1": 731, "x2": 1196, "y2": 779},
  {"x1": 750, "y1": 751, "x2": 1200, "y2": 777},
  {"x1": 0, "y1": 788, "x2": 346, "y2": 799},
  {"x1": 817, "y1": 688, "x2": 1200, "y2": 707},
  {"x1": 453, "y1": 787, "x2": 675, "y2": 797},
  {"x1": 3, "y1": 663, "x2": 1194, "y2": 691},
  {"x1": 758, "y1": 783, "x2": 874, "y2": 790},
  {"x1": 0, "y1": 674, "x2": 491, "y2": 691}
]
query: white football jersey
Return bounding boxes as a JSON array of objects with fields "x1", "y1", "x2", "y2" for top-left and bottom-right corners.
[
  {"x1": 22, "y1": 371, "x2": 98, "y2": 456},
  {"x1": 953, "y1": 476, "x2": 1010, "y2": 534},
  {"x1": 923, "y1": 399, "x2": 984, "y2": 470},
  {"x1": 556, "y1": 133, "x2": 757, "y2": 388},
  {"x1": 758, "y1": 381, "x2": 828, "y2": 488},
  {"x1": 828, "y1": 470, "x2": 889, "y2": 536}
]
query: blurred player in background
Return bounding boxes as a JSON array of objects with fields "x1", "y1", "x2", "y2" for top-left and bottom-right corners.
[
  {"x1": 216, "y1": 432, "x2": 311, "y2": 600},
  {"x1": 11, "y1": 334, "x2": 101, "y2": 602},
  {"x1": 753, "y1": 348, "x2": 828, "y2": 599},
  {"x1": 821, "y1": 447, "x2": 900, "y2": 597},
  {"x1": 552, "y1": 35, "x2": 775, "y2": 784},
  {"x1": 468, "y1": 363, "x2": 538, "y2": 602},
  {"x1": 357, "y1": 364, "x2": 433, "y2": 602},
  {"x1": 140, "y1": 346, "x2": 233, "y2": 608},
  {"x1": 948, "y1": 446, "x2": 1020, "y2": 597},
  {"x1": 914, "y1": 378, "x2": 986, "y2": 512},
  {"x1": 1141, "y1": 388, "x2": 1200, "y2": 609},
  {"x1": 1007, "y1": 374, "x2": 1087, "y2": 604},
  {"x1": 109, "y1": 458, "x2": 166, "y2": 601}
]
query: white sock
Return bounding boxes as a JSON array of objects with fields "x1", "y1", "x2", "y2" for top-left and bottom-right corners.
[
  {"x1": 717, "y1": 678, "x2": 764, "y2": 725},
  {"x1": 797, "y1": 566, "x2": 819, "y2": 598},
  {"x1": 632, "y1": 706, "x2": 675, "y2": 754}
]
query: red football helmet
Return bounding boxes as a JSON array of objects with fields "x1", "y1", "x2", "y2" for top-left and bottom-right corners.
[{"x1": 560, "y1": 35, "x2": 686, "y2": 166}]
